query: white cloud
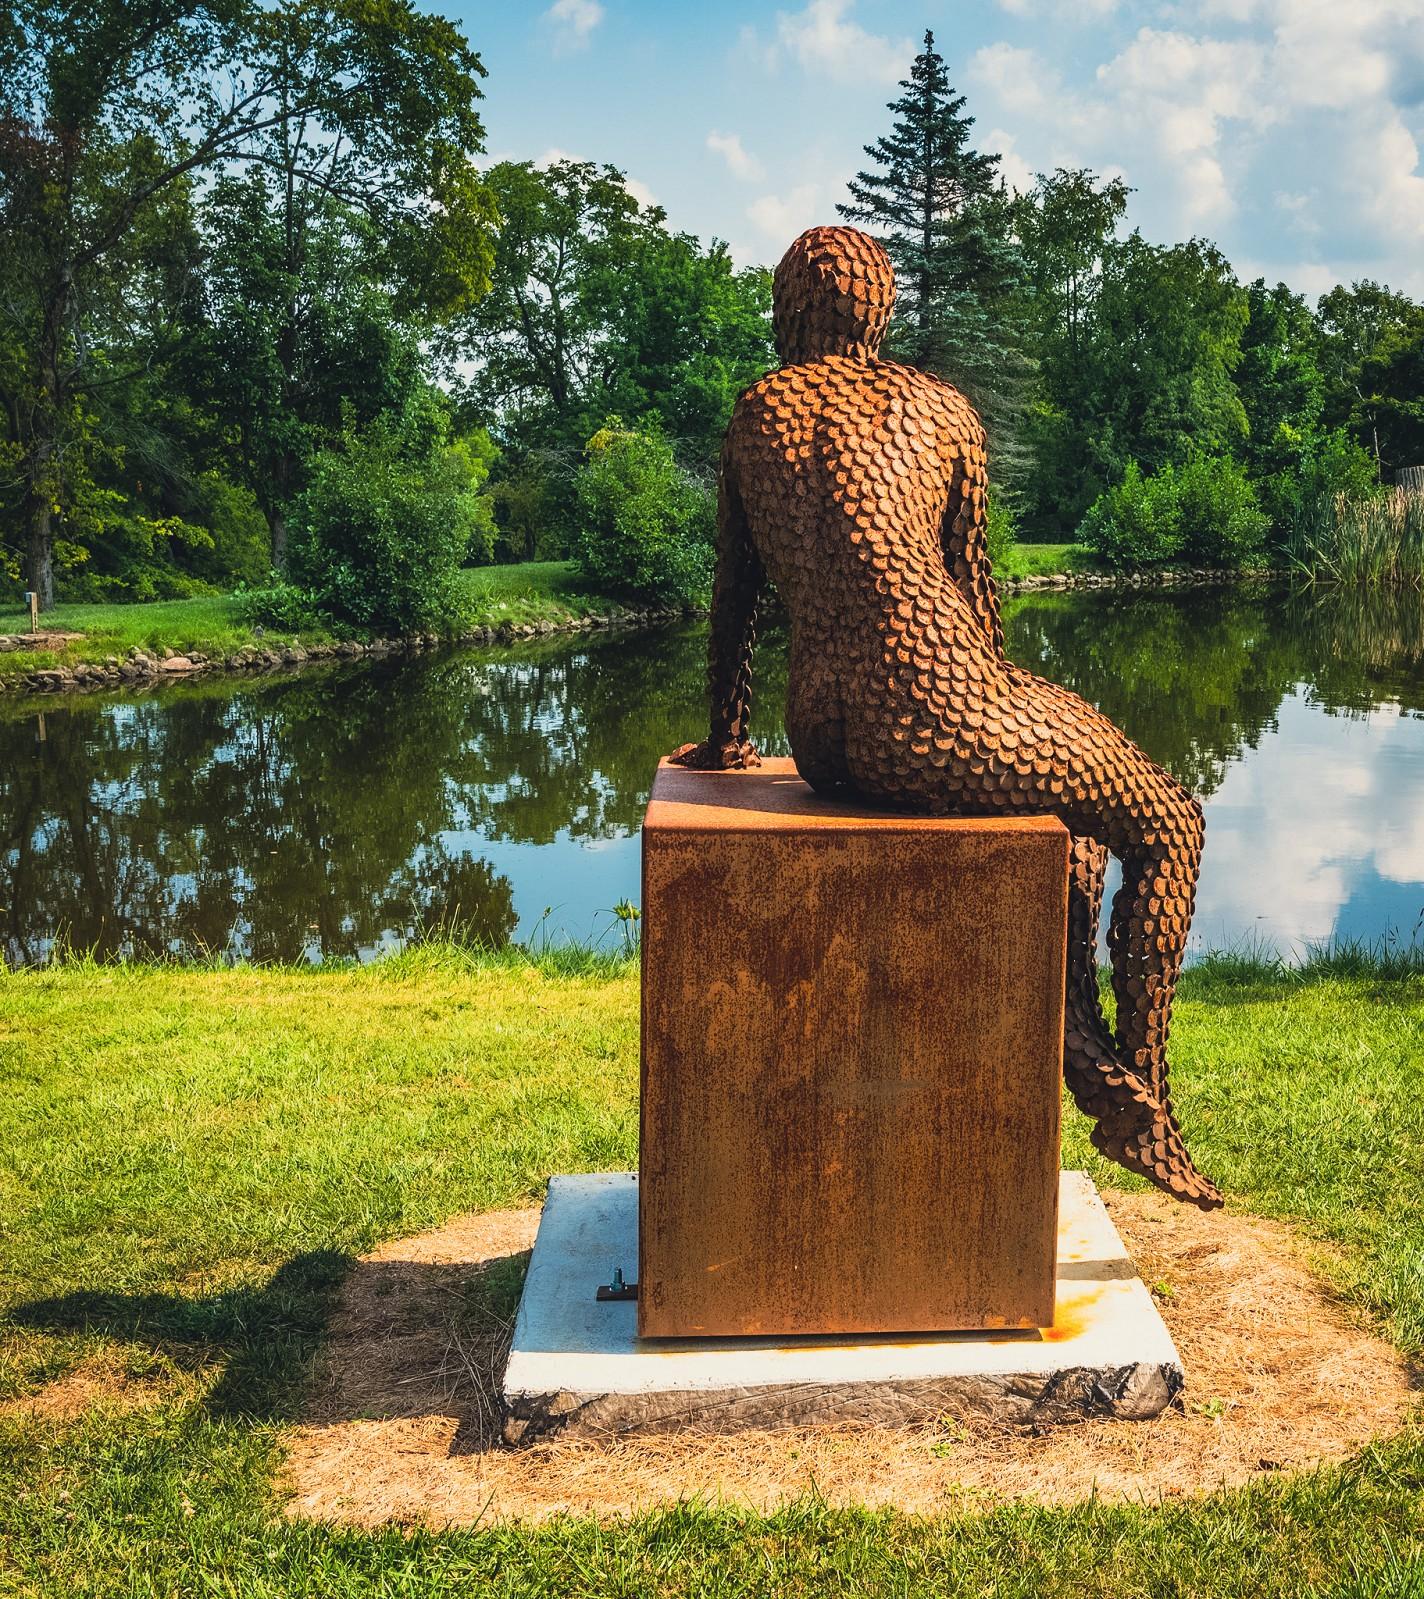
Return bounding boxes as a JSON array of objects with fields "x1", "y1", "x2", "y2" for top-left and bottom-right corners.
[
  {"x1": 996, "y1": 0, "x2": 1119, "y2": 15},
  {"x1": 773, "y1": 0, "x2": 912, "y2": 86},
  {"x1": 973, "y1": 44, "x2": 1051, "y2": 117},
  {"x1": 969, "y1": 4, "x2": 1424, "y2": 276},
  {"x1": 748, "y1": 183, "x2": 823, "y2": 245},
  {"x1": 544, "y1": 0, "x2": 603, "y2": 54},
  {"x1": 1189, "y1": 695, "x2": 1424, "y2": 956},
  {"x1": 734, "y1": 23, "x2": 781, "y2": 73},
  {"x1": 624, "y1": 176, "x2": 659, "y2": 210},
  {"x1": 1095, "y1": 28, "x2": 1272, "y2": 221},
  {"x1": 987, "y1": 129, "x2": 1035, "y2": 194},
  {"x1": 707, "y1": 130, "x2": 765, "y2": 183}
]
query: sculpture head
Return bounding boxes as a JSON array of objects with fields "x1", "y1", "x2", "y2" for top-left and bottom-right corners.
[{"x1": 772, "y1": 226, "x2": 896, "y2": 365}]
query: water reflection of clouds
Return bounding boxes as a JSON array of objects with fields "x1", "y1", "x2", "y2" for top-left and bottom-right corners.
[
  {"x1": 1190, "y1": 692, "x2": 1424, "y2": 956},
  {"x1": 439, "y1": 825, "x2": 643, "y2": 948}
]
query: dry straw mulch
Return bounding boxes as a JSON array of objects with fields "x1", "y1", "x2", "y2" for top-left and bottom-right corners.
[{"x1": 282, "y1": 1191, "x2": 1419, "y2": 1527}]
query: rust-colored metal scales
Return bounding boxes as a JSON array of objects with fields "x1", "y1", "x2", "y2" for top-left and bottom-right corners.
[
  {"x1": 637, "y1": 759, "x2": 1068, "y2": 1339},
  {"x1": 670, "y1": 225, "x2": 1221, "y2": 1216}
]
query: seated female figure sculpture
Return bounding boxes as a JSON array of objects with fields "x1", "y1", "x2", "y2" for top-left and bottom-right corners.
[{"x1": 673, "y1": 225, "x2": 1222, "y2": 1210}]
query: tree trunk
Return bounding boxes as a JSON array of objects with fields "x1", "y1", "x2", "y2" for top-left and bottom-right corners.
[
  {"x1": 24, "y1": 267, "x2": 70, "y2": 613},
  {"x1": 24, "y1": 478, "x2": 55, "y2": 613},
  {"x1": 267, "y1": 450, "x2": 297, "y2": 574},
  {"x1": 269, "y1": 504, "x2": 289, "y2": 575}
]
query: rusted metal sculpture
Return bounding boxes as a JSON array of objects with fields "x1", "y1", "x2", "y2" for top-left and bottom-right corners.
[{"x1": 673, "y1": 224, "x2": 1222, "y2": 1211}]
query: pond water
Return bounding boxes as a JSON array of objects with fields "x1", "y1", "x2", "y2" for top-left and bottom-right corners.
[{"x1": 4, "y1": 584, "x2": 1424, "y2": 968}]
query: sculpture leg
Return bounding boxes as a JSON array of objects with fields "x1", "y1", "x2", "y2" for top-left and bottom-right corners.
[
  {"x1": 1097, "y1": 788, "x2": 1220, "y2": 1208},
  {"x1": 1061, "y1": 836, "x2": 1187, "y2": 1190},
  {"x1": 1063, "y1": 835, "x2": 1120, "y2": 1111}
]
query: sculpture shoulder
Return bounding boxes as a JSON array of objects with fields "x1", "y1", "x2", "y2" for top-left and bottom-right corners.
[
  {"x1": 873, "y1": 360, "x2": 985, "y2": 438},
  {"x1": 730, "y1": 357, "x2": 982, "y2": 439}
]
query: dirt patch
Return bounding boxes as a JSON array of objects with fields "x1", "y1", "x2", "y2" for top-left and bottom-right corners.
[
  {"x1": 0, "y1": 1352, "x2": 167, "y2": 1421},
  {"x1": 0, "y1": 632, "x2": 85, "y2": 652},
  {"x1": 283, "y1": 1192, "x2": 1419, "y2": 1526}
]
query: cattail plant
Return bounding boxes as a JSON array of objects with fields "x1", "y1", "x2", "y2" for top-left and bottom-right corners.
[{"x1": 1290, "y1": 486, "x2": 1424, "y2": 587}]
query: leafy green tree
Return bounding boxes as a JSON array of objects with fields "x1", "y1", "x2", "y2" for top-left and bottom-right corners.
[
  {"x1": 1227, "y1": 280, "x2": 1380, "y2": 537},
  {"x1": 188, "y1": 178, "x2": 435, "y2": 569},
  {"x1": 1316, "y1": 281, "x2": 1418, "y2": 468},
  {"x1": 1011, "y1": 169, "x2": 1131, "y2": 535},
  {"x1": 601, "y1": 231, "x2": 773, "y2": 463},
  {"x1": 1356, "y1": 305, "x2": 1424, "y2": 479},
  {"x1": 459, "y1": 159, "x2": 770, "y2": 562},
  {"x1": 1234, "y1": 282, "x2": 1324, "y2": 477},
  {"x1": 460, "y1": 160, "x2": 771, "y2": 462},
  {"x1": 837, "y1": 29, "x2": 1026, "y2": 442},
  {"x1": 0, "y1": 128, "x2": 205, "y2": 602},
  {"x1": 1086, "y1": 235, "x2": 1250, "y2": 481},
  {"x1": 1014, "y1": 169, "x2": 1132, "y2": 369},
  {"x1": 459, "y1": 160, "x2": 648, "y2": 444},
  {"x1": 0, "y1": 0, "x2": 494, "y2": 608}
]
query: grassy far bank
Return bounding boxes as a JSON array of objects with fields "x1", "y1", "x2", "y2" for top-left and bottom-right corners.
[
  {"x1": 0, "y1": 547, "x2": 1122, "y2": 689},
  {"x1": 1, "y1": 946, "x2": 1422, "y2": 1594},
  {"x1": 0, "y1": 563, "x2": 632, "y2": 685},
  {"x1": 993, "y1": 541, "x2": 1094, "y2": 581}
]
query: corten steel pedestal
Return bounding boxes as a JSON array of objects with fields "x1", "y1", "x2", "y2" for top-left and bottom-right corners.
[{"x1": 638, "y1": 758, "x2": 1070, "y2": 1340}]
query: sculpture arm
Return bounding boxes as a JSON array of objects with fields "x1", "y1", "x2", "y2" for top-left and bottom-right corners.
[
  {"x1": 941, "y1": 434, "x2": 1005, "y2": 661},
  {"x1": 670, "y1": 447, "x2": 763, "y2": 770}
]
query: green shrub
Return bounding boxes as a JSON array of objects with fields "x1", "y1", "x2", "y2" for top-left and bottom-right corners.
[
  {"x1": 234, "y1": 579, "x2": 322, "y2": 633},
  {"x1": 489, "y1": 449, "x2": 581, "y2": 565},
  {"x1": 288, "y1": 412, "x2": 491, "y2": 634},
  {"x1": 984, "y1": 492, "x2": 1017, "y2": 569},
  {"x1": 572, "y1": 424, "x2": 714, "y2": 607},
  {"x1": 182, "y1": 472, "x2": 272, "y2": 588},
  {"x1": 1265, "y1": 429, "x2": 1380, "y2": 546},
  {"x1": 1080, "y1": 458, "x2": 1268, "y2": 569},
  {"x1": 1078, "y1": 462, "x2": 1184, "y2": 567},
  {"x1": 1173, "y1": 456, "x2": 1270, "y2": 566}
]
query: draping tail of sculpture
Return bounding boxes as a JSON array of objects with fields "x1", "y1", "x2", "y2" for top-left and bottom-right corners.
[{"x1": 672, "y1": 223, "x2": 1223, "y2": 1211}]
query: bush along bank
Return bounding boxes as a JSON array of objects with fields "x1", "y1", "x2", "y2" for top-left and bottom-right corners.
[{"x1": 1, "y1": 601, "x2": 697, "y2": 697}]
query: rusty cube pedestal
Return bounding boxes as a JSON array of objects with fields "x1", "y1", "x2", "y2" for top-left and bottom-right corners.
[{"x1": 638, "y1": 758, "x2": 1069, "y2": 1339}]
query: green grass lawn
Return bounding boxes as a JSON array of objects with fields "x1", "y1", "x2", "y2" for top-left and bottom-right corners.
[
  {"x1": 0, "y1": 564, "x2": 630, "y2": 685},
  {"x1": 995, "y1": 542, "x2": 1097, "y2": 581},
  {"x1": 456, "y1": 559, "x2": 618, "y2": 626},
  {"x1": 0, "y1": 945, "x2": 1422, "y2": 1594},
  {"x1": 0, "y1": 593, "x2": 285, "y2": 677}
]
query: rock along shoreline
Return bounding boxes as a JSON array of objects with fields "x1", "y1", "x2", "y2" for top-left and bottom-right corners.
[
  {"x1": 0, "y1": 603, "x2": 694, "y2": 698},
  {"x1": 1, "y1": 568, "x2": 1280, "y2": 699}
]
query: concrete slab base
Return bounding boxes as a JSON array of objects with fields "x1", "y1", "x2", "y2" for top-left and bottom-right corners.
[{"x1": 501, "y1": 1172, "x2": 1184, "y2": 1444}]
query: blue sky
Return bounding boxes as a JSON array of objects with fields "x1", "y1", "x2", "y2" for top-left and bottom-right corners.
[{"x1": 457, "y1": 1, "x2": 1424, "y2": 299}]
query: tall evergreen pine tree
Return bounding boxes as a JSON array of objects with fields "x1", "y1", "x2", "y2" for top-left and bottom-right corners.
[{"x1": 838, "y1": 31, "x2": 1029, "y2": 467}]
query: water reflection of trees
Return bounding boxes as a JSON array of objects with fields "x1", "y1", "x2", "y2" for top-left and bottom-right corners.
[
  {"x1": 1003, "y1": 583, "x2": 1424, "y2": 797},
  {"x1": 430, "y1": 625, "x2": 790, "y2": 844},
  {"x1": 1, "y1": 669, "x2": 518, "y2": 966},
  {"x1": 4, "y1": 587, "x2": 1424, "y2": 966}
]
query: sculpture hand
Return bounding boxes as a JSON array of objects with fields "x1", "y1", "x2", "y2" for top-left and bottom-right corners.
[{"x1": 669, "y1": 738, "x2": 761, "y2": 771}]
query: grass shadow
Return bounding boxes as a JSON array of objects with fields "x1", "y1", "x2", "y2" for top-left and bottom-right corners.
[{"x1": 9, "y1": 1249, "x2": 351, "y2": 1420}]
